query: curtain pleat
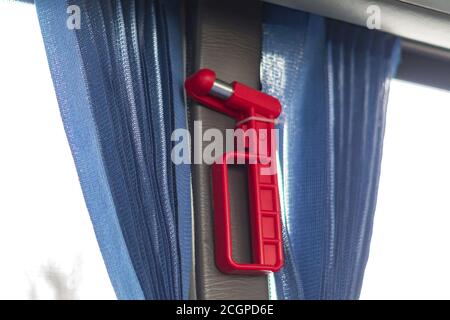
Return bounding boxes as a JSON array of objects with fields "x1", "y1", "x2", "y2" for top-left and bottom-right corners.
[
  {"x1": 261, "y1": 4, "x2": 401, "y2": 299},
  {"x1": 35, "y1": 0, "x2": 191, "y2": 300}
]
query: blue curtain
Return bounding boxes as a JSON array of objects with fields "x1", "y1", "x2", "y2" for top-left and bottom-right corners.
[
  {"x1": 35, "y1": 0, "x2": 191, "y2": 300},
  {"x1": 261, "y1": 4, "x2": 401, "y2": 299}
]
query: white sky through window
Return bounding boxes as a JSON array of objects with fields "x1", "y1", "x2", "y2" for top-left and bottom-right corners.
[
  {"x1": 361, "y1": 79, "x2": 450, "y2": 299},
  {"x1": 0, "y1": 1, "x2": 115, "y2": 299}
]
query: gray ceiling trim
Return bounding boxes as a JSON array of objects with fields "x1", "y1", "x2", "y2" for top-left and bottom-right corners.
[
  {"x1": 400, "y1": 0, "x2": 450, "y2": 15},
  {"x1": 264, "y1": 0, "x2": 450, "y2": 51}
]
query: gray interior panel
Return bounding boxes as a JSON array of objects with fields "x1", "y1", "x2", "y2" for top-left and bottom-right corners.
[
  {"x1": 400, "y1": 0, "x2": 450, "y2": 15},
  {"x1": 187, "y1": 0, "x2": 269, "y2": 300},
  {"x1": 264, "y1": 0, "x2": 450, "y2": 50}
]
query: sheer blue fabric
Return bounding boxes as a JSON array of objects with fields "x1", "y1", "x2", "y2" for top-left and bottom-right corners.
[
  {"x1": 261, "y1": 4, "x2": 401, "y2": 299},
  {"x1": 35, "y1": 0, "x2": 191, "y2": 300}
]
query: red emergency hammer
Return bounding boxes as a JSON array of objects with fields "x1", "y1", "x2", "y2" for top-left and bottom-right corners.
[{"x1": 185, "y1": 69, "x2": 283, "y2": 275}]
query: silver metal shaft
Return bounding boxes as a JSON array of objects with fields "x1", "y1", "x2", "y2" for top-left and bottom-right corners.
[{"x1": 210, "y1": 79, "x2": 233, "y2": 100}]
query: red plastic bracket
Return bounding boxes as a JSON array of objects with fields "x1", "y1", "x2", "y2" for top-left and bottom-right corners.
[{"x1": 185, "y1": 69, "x2": 283, "y2": 275}]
